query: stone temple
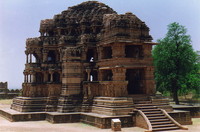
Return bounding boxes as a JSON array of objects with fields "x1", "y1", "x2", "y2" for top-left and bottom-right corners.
[{"x1": 8, "y1": 1, "x2": 191, "y2": 131}]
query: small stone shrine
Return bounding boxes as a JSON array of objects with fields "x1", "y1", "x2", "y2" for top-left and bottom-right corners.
[{"x1": 9, "y1": 1, "x2": 191, "y2": 131}]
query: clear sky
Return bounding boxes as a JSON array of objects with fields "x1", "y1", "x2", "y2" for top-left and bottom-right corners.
[{"x1": 0, "y1": 0, "x2": 200, "y2": 89}]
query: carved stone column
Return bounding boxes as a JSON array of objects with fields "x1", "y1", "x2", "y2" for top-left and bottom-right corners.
[
  {"x1": 98, "y1": 70, "x2": 103, "y2": 81},
  {"x1": 144, "y1": 66, "x2": 155, "y2": 95},
  {"x1": 29, "y1": 74, "x2": 32, "y2": 83},
  {"x1": 26, "y1": 54, "x2": 28, "y2": 64},
  {"x1": 30, "y1": 71, "x2": 36, "y2": 83},
  {"x1": 23, "y1": 72, "x2": 28, "y2": 83},
  {"x1": 97, "y1": 46, "x2": 103, "y2": 60},
  {"x1": 43, "y1": 72, "x2": 48, "y2": 82},
  {"x1": 43, "y1": 49, "x2": 48, "y2": 62},
  {"x1": 30, "y1": 54, "x2": 32, "y2": 64},
  {"x1": 86, "y1": 69, "x2": 91, "y2": 81},
  {"x1": 49, "y1": 71, "x2": 54, "y2": 82}
]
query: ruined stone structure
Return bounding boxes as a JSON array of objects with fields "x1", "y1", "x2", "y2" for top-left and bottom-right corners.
[
  {"x1": 10, "y1": 1, "x2": 190, "y2": 131},
  {"x1": 12, "y1": 1, "x2": 155, "y2": 113},
  {"x1": 0, "y1": 82, "x2": 8, "y2": 93}
]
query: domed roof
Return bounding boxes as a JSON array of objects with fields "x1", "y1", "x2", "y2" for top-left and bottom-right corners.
[
  {"x1": 65, "y1": 1, "x2": 116, "y2": 18},
  {"x1": 39, "y1": 1, "x2": 116, "y2": 33},
  {"x1": 53, "y1": 1, "x2": 116, "y2": 25},
  {"x1": 38, "y1": 1, "x2": 152, "y2": 44}
]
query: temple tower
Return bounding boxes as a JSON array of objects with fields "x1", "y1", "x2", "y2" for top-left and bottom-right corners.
[{"x1": 11, "y1": 1, "x2": 156, "y2": 113}]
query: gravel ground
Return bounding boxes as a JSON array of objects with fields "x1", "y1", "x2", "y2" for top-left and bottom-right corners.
[
  {"x1": 0, "y1": 115, "x2": 199, "y2": 132},
  {"x1": 0, "y1": 100, "x2": 199, "y2": 132}
]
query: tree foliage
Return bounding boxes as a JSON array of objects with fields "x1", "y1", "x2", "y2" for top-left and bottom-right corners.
[{"x1": 153, "y1": 22, "x2": 200, "y2": 104}]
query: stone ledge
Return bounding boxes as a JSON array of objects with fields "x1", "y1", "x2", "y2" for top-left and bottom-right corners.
[{"x1": 0, "y1": 107, "x2": 193, "y2": 129}]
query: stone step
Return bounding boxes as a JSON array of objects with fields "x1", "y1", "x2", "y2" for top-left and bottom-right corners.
[
  {"x1": 135, "y1": 100, "x2": 181, "y2": 132},
  {"x1": 143, "y1": 110, "x2": 162, "y2": 114},
  {"x1": 152, "y1": 126, "x2": 180, "y2": 131},
  {"x1": 149, "y1": 118, "x2": 170, "y2": 122},
  {"x1": 134, "y1": 101, "x2": 151, "y2": 104},
  {"x1": 142, "y1": 109, "x2": 161, "y2": 113},
  {"x1": 152, "y1": 123, "x2": 176, "y2": 128},
  {"x1": 146, "y1": 113, "x2": 165, "y2": 117},
  {"x1": 135, "y1": 104, "x2": 154, "y2": 106},
  {"x1": 136, "y1": 106, "x2": 156, "y2": 109},
  {"x1": 93, "y1": 104, "x2": 133, "y2": 108},
  {"x1": 148, "y1": 116, "x2": 166, "y2": 120},
  {"x1": 151, "y1": 121, "x2": 172, "y2": 125}
]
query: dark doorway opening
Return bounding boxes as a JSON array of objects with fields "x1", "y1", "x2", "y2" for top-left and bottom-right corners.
[
  {"x1": 47, "y1": 50, "x2": 56, "y2": 63},
  {"x1": 36, "y1": 73, "x2": 44, "y2": 83},
  {"x1": 86, "y1": 49, "x2": 94, "y2": 62},
  {"x1": 102, "y1": 70, "x2": 113, "y2": 81},
  {"x1": 53, "y1": 72, "x2": 60, "y2": 83},
  {"x1": 90, "y1": 70, "x2": 98, "y2": 81},
  {"x1": 126, "y1": 69, "x2": 144, "y2": 94},
  {"x1": 102, "y1": 47, "x2": 112, "y2": 59},
  {"x1": 125, "y1": 45, "x2": 142, "y2": 58}
]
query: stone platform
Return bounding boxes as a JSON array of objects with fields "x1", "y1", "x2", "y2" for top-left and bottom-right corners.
[
  {"x1": 172, "y1": 104, "x2": 200, "y2": 118},
  {"x1": 0, "y1": 106, "x2": 192, "y2": 129},
  {"x1": 0, "y1": 107, "x2": 46, "y2": 122},
  {"x1": 0, "y1": 107, "x2": 133, "y2": 129}
]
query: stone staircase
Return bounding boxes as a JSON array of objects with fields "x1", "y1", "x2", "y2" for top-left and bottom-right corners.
[{"x1": 135, "y1": 101, "x2": 187, "y2": 132}]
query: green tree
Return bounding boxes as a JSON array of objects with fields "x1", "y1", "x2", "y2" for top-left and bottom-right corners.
[{"x1": 153, "y1": 22, "x2": 200, "y2": 104}]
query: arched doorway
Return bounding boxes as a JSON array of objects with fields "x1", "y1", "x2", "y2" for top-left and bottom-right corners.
[{"x1": 126, "y1": 69, "x2": 145, "y2": 94}]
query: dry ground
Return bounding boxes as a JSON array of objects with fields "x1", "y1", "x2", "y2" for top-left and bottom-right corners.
[{"x1": 0, "y1": 99, "x2": 199, "y2": 132}]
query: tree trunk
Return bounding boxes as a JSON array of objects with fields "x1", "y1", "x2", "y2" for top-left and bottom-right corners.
[
  {"x1": 172, "y1": 79, "x2": 180, "y2": 105},
  {"x1": 173, "y1": 87, "x2": 179, "y2": 105}
]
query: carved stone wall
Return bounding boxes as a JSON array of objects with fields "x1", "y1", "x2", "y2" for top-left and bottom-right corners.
[{"x1": 12, "y1": 1, "x2": 156, "y2": 112}]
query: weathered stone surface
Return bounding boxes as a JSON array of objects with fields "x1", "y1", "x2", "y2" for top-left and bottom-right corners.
[
  {"x1": 111, "y1": 119, "x2": 121, "y2": 131},
  {"x1": 12, "y1": 1, "x2": 156, "y2": 114}
]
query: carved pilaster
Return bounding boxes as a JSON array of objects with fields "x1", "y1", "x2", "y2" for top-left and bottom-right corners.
[{"x1": 43, "y1": 49, "x2": 48, "y2": 62}]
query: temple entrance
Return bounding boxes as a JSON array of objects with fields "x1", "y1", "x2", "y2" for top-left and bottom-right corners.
[{"x1": 126, "y1": 69, "x2": 145, "y2": 94}]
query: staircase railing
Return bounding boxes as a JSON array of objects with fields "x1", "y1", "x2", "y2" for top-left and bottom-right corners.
[
  {"x1": 161, "y1": 109, "x2": 188, "y2": 130},
  {"x1": 137, "y1": 110, "x2": 152, "y2": 132}
]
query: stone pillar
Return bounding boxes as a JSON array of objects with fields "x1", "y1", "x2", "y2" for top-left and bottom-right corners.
[
  {"x1": 59, "y1": 71, "x2": 62, "y2": 83},
  {"x1": 24, "y1": 72, "x2": 28, "y2": 83},
  {"x1": 86, "y1": 69, "x2": 91, "y2": 81},
  {"x1": 30, "y1": 54, "x2": 32, "y2": 64},
  {"x1": 30, "y1": 71, "x2": 36, "y2": 83},
  {"x1": 43, "y1": 50, "x2": 48, "y2": 62},
  {"x1": 36, "y1": 52, "x2": 42, "y2": 63},
  {"x1": 26, "y1": 74, "x2": 28, "y2": 83},
  {"x1": 97, "y1": 47, "x2": 103, "y2": 60},
  {"x1": 44, "y1": 72, "x2": 48, "y2": 82},
  {"x1": 23, "y1": 72, "x2": 25, "y2": 82},
  {"x1": 26, "y1": 54, "x2": 28, "y2": 64},
  {"x1": 29, "y1": 74, "x2": 32, "y2": 83},
  {"x1": 144, "y1": 67, "x2": 155, "y2": 94},
  {"x1": 98, "y1": 70, "x2": 103, "y2": 81},
  {"x1": 50, "y1": 71, "x2": 54, "y2": 82}
]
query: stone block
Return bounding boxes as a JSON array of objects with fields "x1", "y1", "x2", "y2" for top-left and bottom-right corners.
[{"x1": 111, "y1": 118, "x2": 121, "y2": 131}]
